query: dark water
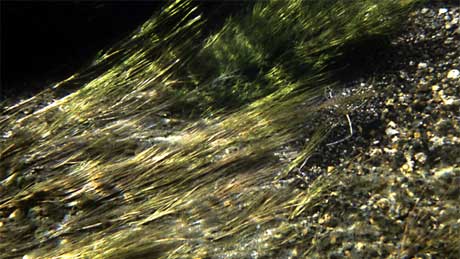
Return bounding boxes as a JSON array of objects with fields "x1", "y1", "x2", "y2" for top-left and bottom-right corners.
[{"x1": 1, "y1": 2, "x2": 162, "y2": 99}]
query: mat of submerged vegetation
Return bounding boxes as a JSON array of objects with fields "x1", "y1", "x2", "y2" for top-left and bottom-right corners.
[{"x1": 0, "y1": 1, "x2": 459, "y2": 259}]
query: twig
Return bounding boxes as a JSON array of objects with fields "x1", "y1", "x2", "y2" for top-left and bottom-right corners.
[
  {"x1": 297, "y1": 155, "x2": 311, "y2": 175},
  {"x1": 326, "y1": 113, "x2": 353, "y2": 146}
]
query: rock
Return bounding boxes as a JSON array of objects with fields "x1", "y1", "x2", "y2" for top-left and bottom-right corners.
[
  {"x1": 8, "y1": 209, "x2": 24, "y2": 221},
  {"x1": 385, "y1": 128, "x2": 399, "y2": 137},
  {"x1": 414, "y1": 152, "x2": 427, "y2": 164},
  {"x1": 452, "y1": 18, "x2": 459, "y2": 25},
  {"x1": 383, "y1": 147, "x2": 397, "y2": 155},
  {"x1": 442, "y1": 97, "x2": 460, "y2": 106},
  {"x1": 438, "y1": 8, "x2": 448, "y2": 15},
  {"x1": 432, "y1": 85, "x2": 441, "y2": 91},
  {"x1": 447, "y1": 69, "x2": 459, "y2": 79},
  {"x1": 417, "y1": 62, "x2": 428, "y2": 69},
  {"x1": 387, "y1": 121, "x2": 397, "y2": 129}
]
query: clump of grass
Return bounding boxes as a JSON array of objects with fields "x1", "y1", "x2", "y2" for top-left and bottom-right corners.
[{"x1": 0, "y1": 1, "x2": 424, "y2": 258}]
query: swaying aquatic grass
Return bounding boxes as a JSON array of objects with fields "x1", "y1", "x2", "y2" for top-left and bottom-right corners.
[{"x1": 0, "y1": 0, "x2": 425, "y2": 258}]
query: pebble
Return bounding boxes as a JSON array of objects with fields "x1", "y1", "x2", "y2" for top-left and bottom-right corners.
[
  {"x1": 387, "y1": 121, "x2": 397, "y2": 128},
  {"x1": 442, "y1": 97, "x2": 459, "y2": 106},
  {"x1": 417, "y1": 62, "x2": 428, "y2": 69},
  {"x1": 414, "y1": 152, "x2": 427, "y2": 164},
  {"x1": 446, "y1": 69, "x2": 459, "y2": 79},
  {"x1": 8, "y1": 209, "x2": 24, "y2": 221},
  {"x1": 438, "y1": 8, "x2": 448, "y2": 15},
  {"x1": 385, "y1": 128, "x2": 399, "y2": 137}
]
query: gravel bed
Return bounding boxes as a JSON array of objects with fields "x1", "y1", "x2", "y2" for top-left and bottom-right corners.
[{"x1": 280, "y1": 2, "x2": 460, "y2": 258}]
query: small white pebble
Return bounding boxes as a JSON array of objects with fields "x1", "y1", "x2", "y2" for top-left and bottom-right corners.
[
  {"x1": 387, "y1": 121, "x2": 397, "y2": 128},
  {"x1": 417, "y1": 62, "x2": 428, "y2": 69},
  {"x1": 421, "y1": 8, "x2": 429, "y2": 14},
  {"x1": 385, "y1": 128, "x2": 399, "y2": 137},
  {"x1": 438, "y1": 8, "x2": 448, "y2": 15},
  {"x1": 447, "y1": 69, "x2": 459, "y2": 79},
  {"x1": 383, "y1": 147, "x2": 398, "y2": 155},
  {"x1": 452, "y1": 18, "x2": 459, "y2": 24},
  {"x1": 355, "y1": 242, "x2": 366, "y2": 251},
  {"x1": 442, "y1": 97, "x2": 460, "y2": 106}
]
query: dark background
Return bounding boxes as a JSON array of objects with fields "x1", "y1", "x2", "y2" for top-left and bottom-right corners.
[
  {"x1": 1, "y1": 1, "x2": 163, "y2": 100},
  {"x1": 0, "y1": 1, "x2": 254, "y2": 101}
]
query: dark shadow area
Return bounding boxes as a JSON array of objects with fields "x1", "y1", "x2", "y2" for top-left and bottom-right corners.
[
  {"x1": 330, "y1": 35, "x2": 396, "y2": 83},
  {"x1": 1, "y1": 1, "x2": 164, "y2": 100}
]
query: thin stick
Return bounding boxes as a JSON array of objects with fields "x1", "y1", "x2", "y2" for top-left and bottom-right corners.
[
  {"x1": 297, "y1": 155, "x2": 311, "y2": 174},
  {"x1": 326, "y1": 113, "x2": 353, "y2": 146}
]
